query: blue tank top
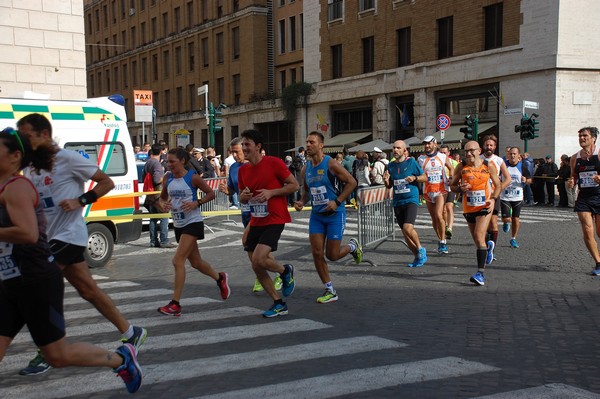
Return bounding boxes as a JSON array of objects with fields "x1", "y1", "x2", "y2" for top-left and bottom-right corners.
[{"x1": 305, "y1": 155, "x2": 345, "y2": 215}]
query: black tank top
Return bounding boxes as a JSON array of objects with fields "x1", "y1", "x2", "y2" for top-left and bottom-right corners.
[
  {"x1": 0, "y1": 176, "x2": 59, "y2": 285},
  {"x1": 574, "y1": 148, "x2": 600, "y2": 199}
]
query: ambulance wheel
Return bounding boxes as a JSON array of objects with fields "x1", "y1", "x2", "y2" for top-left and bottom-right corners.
[{"x1": 85, "y1": 223, "x2": 114, "y2": 268}]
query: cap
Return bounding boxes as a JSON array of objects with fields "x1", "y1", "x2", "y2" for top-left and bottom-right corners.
[
  {"x1": 192, "y1": 147, "x2": 205, "y2": 153},
  {"x1": 373, "y1": 147, "x2": 382, "y2": 153},
  {"x1": 285, "y1": 155, "x2": 293, "y2": 162},
  {"x1": 422, "y1": 135, "x2": 437, "y2": 144},
  {"x1": 545, "y1": 155, "x2": 552, "y2": 159}
]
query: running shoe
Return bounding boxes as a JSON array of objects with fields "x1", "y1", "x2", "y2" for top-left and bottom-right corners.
[
  {"x1": 217, "y1": 272, "x2": 231, "y2": 300},
  {"x1": 122, "y1": 326, "x2": 148, "y2": 353},
  {"x1": 317, "y1": 290, "x2": 338, "y2": 304},
  {"x1": 157, "y1": 300, "x2": 181, "y2": 317},
  {"x1": 510, "y1": 238, "x2": 519, "y2": 248},
  {"x1": 415, "y1": 247, "x2": 427, "y2": 267},
  {"x1": 114, "y1": 343, "x2": 143, "y2": 394},
  {"x1": 503, "y1": 222, "x2": 510, "y2": 233},
  {"x1": 252, "y1": 277, "x2": 264, "y2": 293},
  {"x1": 470, "y1": 271, "x2": 485, "y2": 286},
  {"x1": 281, "y1": 264, "x2": 295, "y2": 297},
  {"x1": 19, "y1": 351, "x2": 51, "y2": 376},
  {"x1": 407, "y1": 254, "x2": 419, "y2": 267},
  {"x1": 349, "y1": 238, "x2": 363, "y2": 264},
  {"x1": 485, "y1": 240, "x2": 495, "y2": 265},
  {"x1": 445, "y1": 227, "x2": 452, "y2": 239},
  {"x1": 591, "y1": 267, "x2": 600, "y2": 276},
  {"x1": 437, "y1": 242, "x2": 449, "y2": 254},
  {"x1": 262, "y1": 302, "x2": 288, "y2": 318},
  {"x1": 274, "y1": 275, "x2": 283, "y2": 291}
]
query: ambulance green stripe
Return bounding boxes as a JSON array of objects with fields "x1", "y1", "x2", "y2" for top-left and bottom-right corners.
[
  {"x1": 51, "y1": 113, "x2": 85, "y2": 120},
  {"x1": 12, "y1": 104, "x2": 49, "y2": 113}
]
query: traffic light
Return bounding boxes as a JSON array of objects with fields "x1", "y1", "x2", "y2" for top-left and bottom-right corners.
[
  {"x1": 515, "y1": 113, "x2": 540, "y2": 141},
  {"x1": 529, "y1": 113, "x2": 539, "y2": 139},
  {"x1": 460, "y1": 115, "x2": 474, "y2": 140},
  {"x1": 212, "y1": 107, "x2": 223, "y2": 135}
]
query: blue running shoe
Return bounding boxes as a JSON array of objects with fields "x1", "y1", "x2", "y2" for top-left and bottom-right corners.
[
  {"x1": 510, "y1": 238, "x2": 519, "y2": 248},
  {"x1": 470, "y1": 271, "x2": 485, "y2": 286},
  {"x1": 591, "y1": 267, "x2": 600, "y2": 276},
  {"x1": 503, "y1": 222, "x2": 510, "y2": 233},
  {"x1": 414, "y1": 247, "x2": 427, "y2": 267},
  {"x1": 407, "y1": 255, "x2": 419, "y2": 267},
  {"x1": 281, "y1": 264, "x2": 295, "y2": 297},
  {"x1": 438, "y1": 242, "x2": 448, "y2": 254},
  {"x1": 114, "y1": 343, "x2": 143, "y2": 394},
  {"x1": 485, "y1": 240, "x2": 495, "y2": 265},
  {"x1": 262, "y1": 302, "x2": 288, "y2": 318}
]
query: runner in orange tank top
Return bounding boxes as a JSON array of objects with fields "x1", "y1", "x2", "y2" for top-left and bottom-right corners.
[{"x1": 450, "y1": 141, "x2": 501, "y2": 286}]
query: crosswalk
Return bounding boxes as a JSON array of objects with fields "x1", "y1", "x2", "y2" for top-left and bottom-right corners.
[{"x1": 1, "y1": 275, "x2": 598, "y2": 398}]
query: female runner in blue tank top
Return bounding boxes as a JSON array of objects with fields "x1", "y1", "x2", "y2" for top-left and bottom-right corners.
[{"x1": 156, "y1": 148, "x2": 230, "y2": 317}]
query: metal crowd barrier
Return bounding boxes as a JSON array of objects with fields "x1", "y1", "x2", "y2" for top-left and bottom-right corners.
[
  {"x1": 201, "y1": 177, "x2": 239, "y2": 227},
  {"x1": 356, "y1": 186, "x2": 395, "y2": 251}
]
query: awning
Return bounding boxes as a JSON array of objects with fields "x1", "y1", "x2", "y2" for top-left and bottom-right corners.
[
  {"x1": 348, "y1": 139, "x2": 393, "y2": 153},
  {"x1": 285, "y1": 132, "x2": 372, "y2": 154}
]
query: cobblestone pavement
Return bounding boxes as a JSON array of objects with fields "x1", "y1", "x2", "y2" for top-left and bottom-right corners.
[{"x1": 1, "y1": 206, "x2": 599, "y2": 398}]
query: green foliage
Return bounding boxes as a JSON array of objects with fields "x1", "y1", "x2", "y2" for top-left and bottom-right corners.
[{"x1": 281, "y1": 82, "x2": 314, "y2": 122}]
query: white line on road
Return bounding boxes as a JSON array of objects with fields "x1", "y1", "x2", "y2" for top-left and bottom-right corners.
[
  {"x1": 474, "y1": 383, "x2": 600, "y2": 398},
  {"x1": 194, "y1": 356, "x2": 500, "y2": 399},
  {"x1": 63, "y1": 288, "x2": 173, "y2": 305},
  {"x1": 64, "y1": 280, "x2": 140, "y2": 293},
  {"x1": 1, "y1": 336, "x2": 405, "y2": 398}
]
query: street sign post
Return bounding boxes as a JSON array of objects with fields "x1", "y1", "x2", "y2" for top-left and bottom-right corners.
[
  {"x1": 436, "y1": 114, "x2": 451, "y2": 144},
  {"x1": 197, "y1": 84, "x2": 209, "y2": 122}
]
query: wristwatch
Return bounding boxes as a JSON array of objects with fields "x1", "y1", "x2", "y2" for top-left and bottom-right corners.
[{"x1": 334, "y1": 199, "x2": 342, "y2": 206}]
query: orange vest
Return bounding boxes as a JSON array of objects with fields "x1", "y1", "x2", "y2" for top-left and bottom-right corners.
[{"x1": 461, "y1": 161, "x2": 493, "y2": 214}]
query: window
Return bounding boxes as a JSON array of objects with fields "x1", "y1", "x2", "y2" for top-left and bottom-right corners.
[
  {"x1": 97, "y1": 71, "x2": 102, "y2": 92},
  {"x1": 163, "y1": 50, "x2": 170, "y2": 77},
  {"x1": 233, "y1": 0, "x2": 239, "y2": 12},
  {"x1": 106, "y1": 68, "x2": 110, "y2": 90},
  {"x1": 217, "y1": 0, "x2": 223, "y2": 18},
  {"x1": 151, "y1": 17, "x2": 157, "y2": 41},
  {"x1": 122, "y1": 63, "x2": 128, "y2": 88},
  {"x1": 89, "y1": 74, "x2": 95, "y2": 96},
  {"x1": 111, "y1": 1, "x2": 116, "y2": 22},
  {"x1": 121, "y1": 0, "x2": 126, "y2": 18},
  {"x1": 333, "y1": 107, "x2": 373, "y2": 134},
  {"x1": 217, "y1": 77, "x2": 224, "y2": 104},
  {"x1": 328, "y1": 0, "x2": 343, "y2": 21},
  {"x1": 233, "y1": 74, "x2": 240, "y2": 105},
  {"x1": 141, "y1": 57, "x2": 148, "y2": 83},
  {"x1": 201, "y1": 0, "x2": 208, "y2": 22},
  {"x1": 187, "y1": 1, "x2": 194, "y2": 27},
  {"x1": 174, "y1": 46, "x2": 182, "y2": 75},
  {"x1": 152, "y1": 54, "x2": 158, "y2": 80},
  {"x1": 65, "y1": 143, "x2": 127, "y2": 176},
  {"x1": 397, "y1": 27, "x2": 411, "y2": 67},
  {"x1": 188, "y1": 42, "x2": 195, "y2": 71},
  {"x1": 164, "y1": 89, "x2": 171, "y2": 114},
  {"x1": 202, "y1": 37, "x2": 209, "y2": 67},
  {"x1": 153, "y1": 91, "x2": 159, "y2": 114},
  {"x1": 86, "y1": 13, "x2": 92, "y2": 35},
  {"x1": 289, "y1": 16, "x2": 296, "y2": 51},
  {"x1": 174, "y1": 7, "x2": 181, "y2": 32},
  {"x1": 162, "y1": 12, "x2": 169, "y2": 37},
  {"x1": 359, "y1": 0, "x2": 375, "y2": 12},
  {"x1": 232, "y1": 27, "x2": 240, "y2": 60},
  {"x1": 280, "y1": 70, "x2": 286, "y2": 92},
  {"x1": 189, "y1": 84, "x2": 196, "y2": 110},
  {"x1": 176, "y1": 87, "x2": 183, "y2": 112},
  {"x1": 300, "y1": 13, "x2": 304, "y2": 48},
  {"x1": 216, "y1": 32, "x2": 224, "y2": 64},
  {"x1": 140, "y1": 22, "x2": 146, "y2": 44},
  {"x1": 113, "y1": 66, "x2": 118, "y2": 90},
  {"x1": 331, "y1": 44, "x2": 342, "y2": 79},
  {"x1": 278, "y1": 19, "x2": 286, "y2": 54},
  {"x1": 94, "y1": 9, "x2": 99, "y2": 31},
  {"x1": 140, "y1": 0, "x2": 145, "y2": 11},
  {"x1": 362, "y1": 36, "x2": 374, "y2": 73},
  {"x1": 121, "y1": 30, "x2": 126, "y2": 51},
  {"x1": 438, "y1": 16, "x2": 453, "y2": 59},
  {"x1": 279, "y1": 0, "x2": 285, "y2": 5},
  {"x1": 103, "y1": 5, "x2": 108, "y2": 27},
  {"x1": 130, "y1": 26, "x2": 136, "y2": 48},
  {"x1": 290, "y1": 68, "x2": 296, "y2": 84},
  {"x1": 131, "y1": 60, "x2": 137, "y2": 86},
  {"x1": 485, "y1": 3, "x2": 503, "y2": 50}
]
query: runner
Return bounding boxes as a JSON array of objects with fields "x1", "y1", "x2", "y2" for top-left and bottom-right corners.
[
  {"x1": 417, "y1": 136, "x2": 454, "y2": 254},
  {"x1": 238, "y1": 129, "x2": 299, "y2": 317},
  {"x1": 0, "y1": 127, "x2": 142, "y2": 393},
  {"x1": 500, "y1": 146, "x2": 531, "y2": 248},
  {"x1": 19, "y1": 113, "x2": 147, "y2": 376},
  {"x1": 568, "y1": 127, "x2": 600, "y2": 276},
  {"x1": 481, "y1": 134, "x2": 511, "y2": 264},
  {"x1": 439, "y1": 144, "x2": 458, "y2": 239},
  {"x1": 384, "y1": 140, "x2": 427, "y2": 267},
  {"x1": 450, "y1": 141, "x2": 501, "y2": 286},
  {"x1": 293, "y1": 131, "x2": 361, "y2": 304},
  {"x1": 156, "y1": 147, "x2": 230, "y2": 316}
]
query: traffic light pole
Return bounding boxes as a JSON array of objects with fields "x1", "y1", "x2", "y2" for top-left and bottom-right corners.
[{"x1": 473, "y1": 117, "x2": 479, "y2": 142}]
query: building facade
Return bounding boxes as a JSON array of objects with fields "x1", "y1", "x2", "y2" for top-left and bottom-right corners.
[{"x1": 0, "y1": 1, "x2": 87, "y2": 100}]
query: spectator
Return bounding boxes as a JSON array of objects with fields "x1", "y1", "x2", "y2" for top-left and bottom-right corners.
[
  {"x1": 370, "y1": 146, "x2": 387, "y2": 186},
  {"x1": 145, "y1": 144, "x2": 175, "y2": 248},
  {"x1": 557, "y1": 154, "x2": 571, "y2": 208},
  {"x1": 353, "y1": 150, "x2": 371, "y2": 188},
  {"x1": 533, "y1": 158, "x2": 546, "y2": 205},
  {"x1": 522, "y1": 152, "x2": 534, "y2": 205},
  {"x1": 542, "y1": 155, "x2": 558, "y2": 206}
]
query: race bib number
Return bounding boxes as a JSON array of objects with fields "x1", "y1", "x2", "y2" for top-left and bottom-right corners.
[
  {"x1": 580, "y1": 171, "x2": 599, "y2": 188},
  {"x1": 504, "y1": 187, "x2": 522, "y2": 197},
  {"x1": 249, "y1": 200, "x2": 269, "y2": 217},
  {"x1": 466, "y1": 190, "x2": 486, "y2": 207},
  {"x1": 393, "y1": 179, "x2": 410, "y2": 194},
  {"x1": 172, "y1": 209, "x2": 185, "y2": 221},
  {"x1": 310, "y1": 186, "x2": 329, "y2": 206},
  {"x1": 427, "y1": 170, "x2": 442, "y2": 184},
  {"x1": 241, "y1": 203, "x2": 251, "y2": 213},
  {"x1": 0, "y1": 242, "x2": 21, "y2": 281}
]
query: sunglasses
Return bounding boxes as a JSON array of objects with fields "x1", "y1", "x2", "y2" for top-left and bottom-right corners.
[{"x1": 2, "y1": 127, "x2": 25, "y2": 154}]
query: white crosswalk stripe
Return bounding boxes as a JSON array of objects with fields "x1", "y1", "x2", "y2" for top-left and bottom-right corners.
[{"x1": 3, "y1": 276, "x2": 596, "y2": 398}]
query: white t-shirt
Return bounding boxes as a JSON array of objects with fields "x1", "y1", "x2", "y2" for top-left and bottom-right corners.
[{"x1": 24, "y1": 149, "x2": 99, "y2": 247}]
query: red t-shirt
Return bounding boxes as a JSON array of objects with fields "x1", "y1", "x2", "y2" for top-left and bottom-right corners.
[{"x1": 238, "y1": 156, "x2": 292, "y2": 226}]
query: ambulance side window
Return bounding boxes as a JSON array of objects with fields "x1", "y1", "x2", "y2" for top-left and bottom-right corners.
[{"x1": 64, "y1": 142, "x2": 127, "y2": 176}]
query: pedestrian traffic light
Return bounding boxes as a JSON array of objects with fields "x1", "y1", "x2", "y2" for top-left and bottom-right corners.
[{"x1": 460, "y1": 115, "x2": 474, "y2": 140}]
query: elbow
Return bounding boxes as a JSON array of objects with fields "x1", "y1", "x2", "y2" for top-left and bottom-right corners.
[{"x1": 24, "y1": 231, "x2": 39, "y2": 244}]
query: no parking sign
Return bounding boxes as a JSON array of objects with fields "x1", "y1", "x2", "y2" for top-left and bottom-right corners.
[{"x1": 436, "y1": 114, "x2": 451, "y2": 140}]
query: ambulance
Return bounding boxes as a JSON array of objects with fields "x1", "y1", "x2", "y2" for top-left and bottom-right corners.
[{"x1": 0, "y1": 95, "x2": 142, "y2": 268}]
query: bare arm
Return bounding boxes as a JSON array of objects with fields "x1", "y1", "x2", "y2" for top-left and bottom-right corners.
[
  {"x1": 498, "y1": 162, "x2": 512, "y2": 190},
  {"x1": 0, "y1": 179, "x2": 40, "y2": 244},
  {"x1": 59, "y1": 169, "x2": 115, "y2": 212}
]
